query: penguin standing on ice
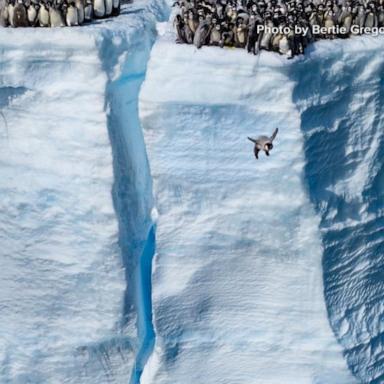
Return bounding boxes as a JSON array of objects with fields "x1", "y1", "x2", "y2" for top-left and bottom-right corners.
[
  {"x1": 13, "y1": 0, "x2": 28, "y2": 27},
  {"x1": 84, "y1": 0, "x2": 93, "y2": 21},
  {"x1": 0, "y1": 0, "x2": 9, "y2": 27},
  {"x1": 248, "y1": 128, "x2": 278, "y2": 159},
  {"x1": 38, "y1": 0, "x2": 49, "y2": 27}
]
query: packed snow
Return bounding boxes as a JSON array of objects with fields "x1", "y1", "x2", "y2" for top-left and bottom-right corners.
[
  {"x1": 1, "y1": 2, "x2": 383, "y2": 383},
  {"x1": 0, "y1": 1, "x2": 167, "y2": 383},
  {"x1": 293, "y1": 38, "x2": 384, "y2": 384},
  {"x1": 139, "y1": 24, "x2": 361, "y2": 384}
]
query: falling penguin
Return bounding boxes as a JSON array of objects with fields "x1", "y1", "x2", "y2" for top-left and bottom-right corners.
[{"x1": 248, "y1": 128, "x2": 278, "y2": 159}]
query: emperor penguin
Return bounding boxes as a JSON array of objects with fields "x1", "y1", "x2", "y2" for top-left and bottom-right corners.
[
  {"x1": 28, "y1": 1, "x2": 39, "y2": 25},
  {"x1": 378, "y1": 4, "x2": 384, "y2": 27},
  {"x1": 93, "y1": 0, "x2": 105, "y2": 18},
  {"x1": 364, "y1": 3, "x2": 377, "y2": 28},
  {"x1": 259, "y1": 15, "x2": 274, "y2": 50},
  {"x1": 104, "y1": 0, "x2": 112, "y2": 16},
  {"x1": 248, "y1": 128, "x2": 278, "y2": 159},
  {"x1": 193, "y1": 16, "x2": 212, "y2": 48},
  {"x1": 187, "y1": 9, "x2": 198, "y2": 33},
  {"x1": 339, "y1": 5, "x2": 352, "y2": 36},
  {"x1": 234, "y1": 20, "x2": 248, "y2": 48},
  {"x1": 66, "y1": 1, "x2": 78, "y2": 25},
  {"x1": 111, "y1": 0, "x2": 119, "y2": 16},
  {"x1": 246, "y1": 14, "x2": 260, "y2": 55},
  {"x1": 0, "y1": 0, "x2": 9, "y2": 27},
  {"x1": 183, "y1": 14, "x2": 194, "y2": 42},
  {"x1": 279, "y1": 31, "x2": 293, "y2": 58},
  {"x1": 75, "y1": 0, "x2": 84, "y2": 23},
  {"x1": 13, "y1": 0, "x2": 28, "y2": 27},
  {"x1": 209, "y1": 23, "x2": 222, "y2": 45},
  {"x1": 355, "y1": 5, "x2": 366, "y2": 29},
  {"x1": 38, "y1": 0, "x2": 49, "y2": 26},
  {"x1": 7, "y1": 0, "x2": 15, "y2": 27},
  {"x1": 84, "y1": 0, "x2": 93, "y2": 21},
  {"x1": 324, "y1": 9, "x2": 336, "y2": 38},
  {"x1": 174, "y1": 14, "x2": 187, "y2": 43},
  {"x1": 271, "y1": 28, "x2": 284, "y2": 52},
  {"x1": 49, "y1": 1, "x2": 65, "y2": 26}
]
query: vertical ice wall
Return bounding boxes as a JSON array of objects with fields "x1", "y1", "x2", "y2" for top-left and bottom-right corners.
[
  {"x1": 0, "y1": 1, "x2": 168, "y2": 382},
  {"x1": 139, "y1": 28, "x2": 355, "y2": 384},
  {"x1": 293, "y1": 38, "x2": 384, "y2": 384}
]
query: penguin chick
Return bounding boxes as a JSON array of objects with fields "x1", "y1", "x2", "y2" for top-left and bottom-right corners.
[
  {"x1": 248, "y1": 128, "x2": 278, "y2": 159},
  {"x1": 13, "y1": 0, "x2": 28, "y2": 27}
]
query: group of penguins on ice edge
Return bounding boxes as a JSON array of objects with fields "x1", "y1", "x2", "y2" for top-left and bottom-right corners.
[
  {"x1": 173, "y1": 0, "x2": 384, "y2": 57},
  {"x1": 0, "y1": 0, "x2": 120, "y2": 28}
]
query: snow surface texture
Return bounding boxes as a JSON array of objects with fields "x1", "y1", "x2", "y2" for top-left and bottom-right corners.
[
  {"x1": 0, "y1": 1, "x2": 168, "y2": 383},
  {"x1": 140, "y1": 25, "x2": 382, "y2": 384},
  {"x1": 293, "y1": 40, "x2": 384, "y2": 384},
  {"x1": 1, "y1": 3, "x2": 383, "y2": 383}
]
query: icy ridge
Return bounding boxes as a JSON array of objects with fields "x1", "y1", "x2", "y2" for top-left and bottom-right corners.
[
  {"x1": 139, "y1": 25, "x2": 357, "y2": 384},
  {"x1": 0, "y1": 1, "x2": 168, "y2": 382},
  {"x1": 292, "y1": 38, "x2": 384, "y2": 384}
]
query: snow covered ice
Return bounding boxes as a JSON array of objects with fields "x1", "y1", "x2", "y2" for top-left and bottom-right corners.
[
  {"x1": 0, "y1": 1, "x2": 168, "y2": 382},
  {"x1": 0, "y1": 2, "x2": 383, "y2": 384}
]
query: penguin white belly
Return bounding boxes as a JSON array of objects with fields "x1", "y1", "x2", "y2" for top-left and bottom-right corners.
[
  {"x1": 343, "y1": 15, "x2": 352, "y2": 31},
  {"x1": 237, "y1": 28, "x2": 246, "y2": 44},
  {"x1": 379, "y1": 13, "x2": 384, "y2": 26},
  {"x1": 93, "y1": 0, "x2": 105, "y2": 18},
  {"x1": 66, "y1": 5, "x2": 78, "y2": 25},
  {"x1": 260, "y1": 31, "x2": 272, "y2": 49},
  {"x1": 365, "y1": 14, "x2": 375, "y2": 28},
  {"x1": 27, "y1": 5, "x2": 36, "y2": 24},
  {"x1": 271, "y1": 33, "x2": 282, "y2": 50},
  {"x1": 49, "y1": 7, "x2": 64, "y2": 27},
  {"x1": 210, "y1": 29, "x2": 220, "y2": 43},
  {"x1": 8, "y1": 4, "x2": 15, "y2": 27},
  {"x1": 84, "y1": 3, "x2": 92, "y2": 20},
  {"x1": 112, "y1": 0, "x2": 119, "y2": 14},
  {"x1": 38, "y1": 6, "x2": 49, "y2": 26},
  {"x1": 104, "y1": 0, "x2": 112, "y2": 15},
  {"x1": 75, "y1": 0, "x2": 84, "y2": 23},
  {"x1": 358, "y1": 14, "x2": 365, "y2": 27},
  {"x1": 278, "y1": 35, "x2": 290, "y2": 54},
  {"x1": 324, "y1": 18, "x2": 334, "y2": 33}
]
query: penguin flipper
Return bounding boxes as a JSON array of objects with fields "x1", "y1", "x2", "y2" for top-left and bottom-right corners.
[
  {"x1": 254, "y1": 147, "x2": 259, "y2": 159},
  {"x1": 248, "y1": 136, "x2": 257, "y2": 143},
  {"x1": 270, "y1": 127, "x2": 278, "y2": 141}
]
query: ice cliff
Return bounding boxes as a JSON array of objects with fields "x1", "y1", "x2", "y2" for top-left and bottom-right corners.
[
  {"x1": 0, "y1": 1, "x2": 167, "y2": 383},
  {"x1": 139, "y1": 27, "x2": 382, "y2": 384},
  {"x1": 0, "y1": 5, "x2": 383, "y2": 384}
]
